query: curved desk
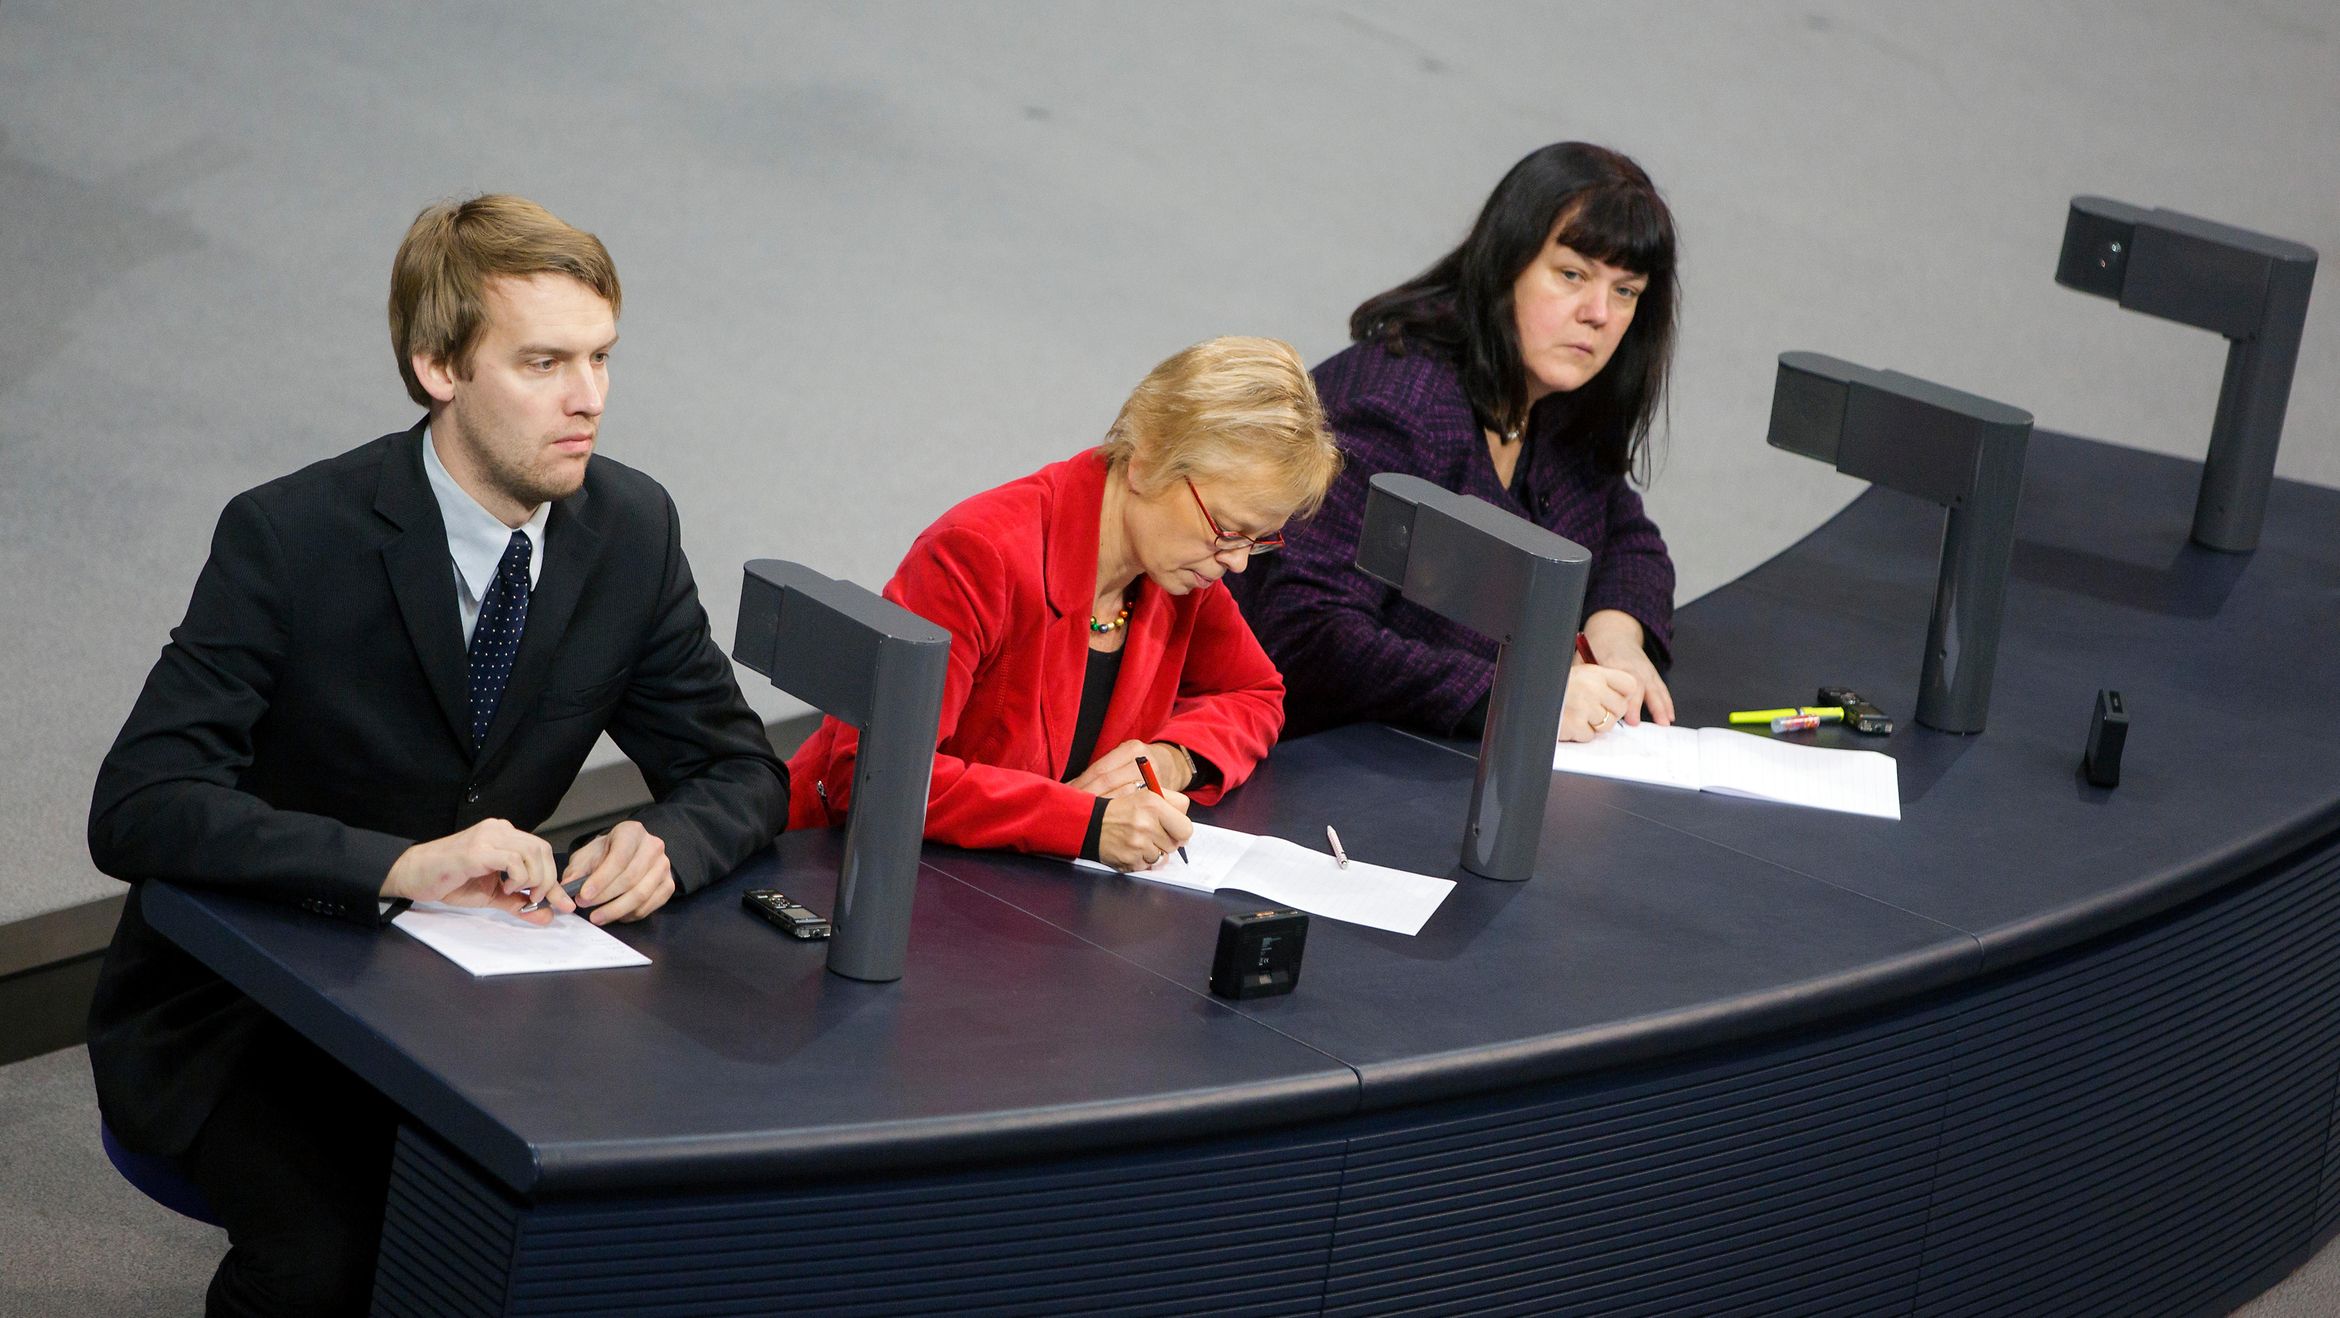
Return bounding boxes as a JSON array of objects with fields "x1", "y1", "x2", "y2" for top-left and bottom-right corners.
[{"x1": 146, "y1": 432, "x2": 2340, "y2": 1316}]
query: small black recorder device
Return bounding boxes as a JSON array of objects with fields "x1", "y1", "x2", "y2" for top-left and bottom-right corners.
[
  {"x1": 743, "y1": 889, "x2": 831, "y2": 939},
  {"x1": 2083, "y1": 689, "x2": 2127, "y2": 788},
  {"x1": 1210, "y1": 908, "x2": 1307, "y2": 1000}
]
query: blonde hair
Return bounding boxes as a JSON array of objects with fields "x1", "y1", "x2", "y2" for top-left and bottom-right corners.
[
  {"x1": 1098, "y1": 336, "x2": 1341, "y2": 518},
  {"x1": 388, "y1": 194, "x2": 622, "y2": 407}
]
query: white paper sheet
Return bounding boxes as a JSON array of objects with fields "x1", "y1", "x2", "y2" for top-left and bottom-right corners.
[
  {"x1": 1076, "y1": 823, "x2": 1455, "y2": 935},
  {"x1": 1551, "y1": 722, "x2": 1901, "y2": 821},
  {"x1": 1691, "y1": 727, "x2": 1902, "y2": 820},
  {"x1": 393, "y1": 902, "x2": 652, "y2": 976},
  {"x1": 1546, "y1": 720, "x2": 1705, "y2": 790}
]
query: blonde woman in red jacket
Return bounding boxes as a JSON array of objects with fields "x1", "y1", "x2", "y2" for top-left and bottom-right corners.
[{"x1": 789, "y1": 337, "x2": 1341, "y2": 871}]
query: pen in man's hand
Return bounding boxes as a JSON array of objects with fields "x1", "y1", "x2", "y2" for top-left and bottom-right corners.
[
  {"x1": 1133, "y1": 754, "x2": 1190, "y2": 864},
  {"x1": 519, "y1": 875, "x2": 588, "y2": 915}
]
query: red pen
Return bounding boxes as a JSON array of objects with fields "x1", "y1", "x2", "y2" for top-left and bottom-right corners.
[
  {"x1": 1575, "y1": 632, "x2": 1597, "y2": 665},
  {"x1": 1133, "y1": 755, "x2": 1190, "y2": 865}
]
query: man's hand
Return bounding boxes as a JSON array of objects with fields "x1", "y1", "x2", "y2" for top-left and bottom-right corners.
[
  {"x1": 1583, "y1": 608, "x2": 1674, "y2": 726},
  {"x1": 382, "y1": 819, "x2": 567, "y2": 924},
  {"x1": 1067, "y1": 739, "x2": 1191, "y2": 797},
  {"x1": 1097, "y1": 788, "x2": 1194, "y2": 872},
  {"x1": 559, "y1": 820, "x2": 674, "y2": 925}
]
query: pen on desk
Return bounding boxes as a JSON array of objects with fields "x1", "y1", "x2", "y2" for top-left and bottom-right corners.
[
  {"x1": 1133, "y1": 755, "x2": 1190, "y2": 865},
  {"x1": 519, "y1": 875, "x2": 587, "y2": 915},
  {"x1": 1326, "y1": 825, "x2": 1349, "y2": 869},
  {"x1": 1575, "y1": 633, "x2": 1597, "y2": 666}
]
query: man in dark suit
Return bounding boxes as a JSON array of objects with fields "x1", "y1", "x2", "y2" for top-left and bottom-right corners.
[{"x1": 86, "y1": 194, "x2": 789, "y2": 1316}]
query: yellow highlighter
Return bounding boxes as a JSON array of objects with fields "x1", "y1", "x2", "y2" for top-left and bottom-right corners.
[{"x1": 1727, "y1": 706, "x2": 1845, "y2": 726}]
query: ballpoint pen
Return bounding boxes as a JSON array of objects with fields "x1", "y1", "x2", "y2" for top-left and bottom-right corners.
[
  {"x1": 1325, "y1": 825, "x2": 1349, "y2": 869},
  {"x1": 519, "y1": 875, "x2": 588, "y2": 915},
  {"x1": 1134, "y1": 754, "x2": 1190, "y2": 864}
]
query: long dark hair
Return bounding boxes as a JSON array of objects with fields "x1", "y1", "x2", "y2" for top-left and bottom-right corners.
[{"x1": 1351, "y1": 142, "x2": 1678, "y2": 480}]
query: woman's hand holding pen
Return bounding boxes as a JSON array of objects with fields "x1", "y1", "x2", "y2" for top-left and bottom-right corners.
[
  {"x1": 1559, "y1": 664, "x2": 1643, "y2": 741},
  {"x1": 1556, "y1": 612, "x2": 1657, "y2": 743},
  {"x1": 1068, "y1": 739, "x2": 1191, "y2": 796},
  {"x1": 1581, "y1": 608, "x2": 1674, "y2": 727},
  {"x1": 1098, "y1": 787, "x2": 1193, "y2": 871}
]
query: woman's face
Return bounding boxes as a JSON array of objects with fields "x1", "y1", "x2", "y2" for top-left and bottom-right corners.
[
  {"x1": 1510, "y1": 234, "x2": 1648, "y2": 405},
  {"x1": 1123, "y1": 463, "x2": 1290, "y2": 597}
]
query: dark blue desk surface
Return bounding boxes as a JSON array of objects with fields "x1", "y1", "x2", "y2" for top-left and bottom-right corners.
[
  {"x1": 950, "y1": 727, "x2": 1973, "y2": 1111},
  {"x1": 1621, "y1": 431, "x2": 2340, "y2": 968},
  {"x1": 144, "y1": 831, "x2": 1359, "y2": 1196},
  {"x1": 144, "y1": 431, "x2": 2340, "y2": 1200}
]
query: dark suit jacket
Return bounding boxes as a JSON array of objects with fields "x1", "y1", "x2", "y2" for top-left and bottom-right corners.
[{"x1": 87, "y1": 422, "x2": 788, "y2": 1155}]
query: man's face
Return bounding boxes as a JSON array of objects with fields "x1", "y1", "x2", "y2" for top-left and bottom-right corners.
[{"x1": 419, "y1": 273, "x2": 616, "y2": 523}]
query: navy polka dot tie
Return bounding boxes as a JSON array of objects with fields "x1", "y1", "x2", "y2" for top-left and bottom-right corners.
[{"x1": 467, "y1": 531, "x2": 532, "y2": 750}]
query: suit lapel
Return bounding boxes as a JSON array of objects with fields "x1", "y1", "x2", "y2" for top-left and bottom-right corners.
[
  {"x1": 475, "y1": 483, "x2": 602, "y2": 766},
  {"x1": 375, "y1": 424, "x2": 473, "y2": 750}
]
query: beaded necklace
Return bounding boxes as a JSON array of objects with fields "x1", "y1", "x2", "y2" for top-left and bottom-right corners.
[{"x1": 1089, "y1": 599, "x2": 1132, "y2": 634}]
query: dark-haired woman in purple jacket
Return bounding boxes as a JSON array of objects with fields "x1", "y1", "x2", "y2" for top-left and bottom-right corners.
[{"x1": 1232, "y1": 141, "x2": 1681, "y2": 743}]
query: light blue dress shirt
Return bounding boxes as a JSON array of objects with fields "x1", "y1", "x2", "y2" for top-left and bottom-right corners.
[{"x1": 421, "y1": 426, "x2": 550, "y2": 648}]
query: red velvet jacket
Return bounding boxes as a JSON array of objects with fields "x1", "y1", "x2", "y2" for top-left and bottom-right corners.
[{"x1": 787, "y1": 450, "x2": 1286, "y2": 857}]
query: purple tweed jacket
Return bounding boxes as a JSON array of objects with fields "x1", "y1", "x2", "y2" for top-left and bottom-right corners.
[{"x1": 1230, "y1": 339, "x2": 1675, "y2": 738}]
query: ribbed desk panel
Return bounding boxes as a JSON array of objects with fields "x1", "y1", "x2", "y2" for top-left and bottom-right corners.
[
  {"x1": 1911, "y1": 840, "x2": 2340, "y2": 1318},
  {"x1": 376, "y1": 1130, "x2": 518, "y2": 1318},
  {"x1": 2324, "y1": 1062, "x2": 2340, "y2": 1239},
  {"x1": 1321, "y1": 1009, "x2": 1961, "y2": 1316},
  {"x1": 376, "y1": 1125, "x2": 1345, "y2": 1316}
]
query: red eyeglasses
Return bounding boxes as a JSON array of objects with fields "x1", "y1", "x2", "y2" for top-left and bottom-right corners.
[{"x1": 1186, "y1": 479, "x2": 1284, "y2": 555}]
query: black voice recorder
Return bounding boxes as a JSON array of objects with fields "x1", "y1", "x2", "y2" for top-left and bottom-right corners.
[{"x1": 1209, "y1": 908, "x2": 1307, "y2": 1000}]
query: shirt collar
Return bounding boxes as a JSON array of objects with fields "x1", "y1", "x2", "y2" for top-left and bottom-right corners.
[{"x1": 422, "y1": 424, "x2": 549, "y2": 601}]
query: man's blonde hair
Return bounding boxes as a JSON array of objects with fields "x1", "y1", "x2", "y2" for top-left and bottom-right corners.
[
  {"x1": 1099, "y1": 336, "x2": 1341, "y2": 518},
  {"x1": 388, "y1": 195, "x2": 621, "y2": 407}
]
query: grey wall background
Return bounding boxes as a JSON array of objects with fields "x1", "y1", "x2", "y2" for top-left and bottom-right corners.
[{"x1": 4, "y1": 0, "x2": 2335, "y2": 927}]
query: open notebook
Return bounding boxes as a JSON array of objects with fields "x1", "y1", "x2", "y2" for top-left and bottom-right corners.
[
  {"x1": 1551, "y1": 721, "x2": 1901, "y2": 820},
  {"x1": 1075, "y1": 822, "x2": 1454, "y2": 935}
]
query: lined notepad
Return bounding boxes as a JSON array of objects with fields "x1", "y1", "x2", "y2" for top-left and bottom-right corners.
[{"x1": 1552, "y1": 721, "x2": 1901, "y2": 820}]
